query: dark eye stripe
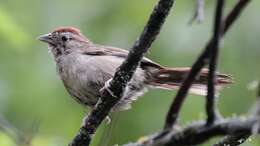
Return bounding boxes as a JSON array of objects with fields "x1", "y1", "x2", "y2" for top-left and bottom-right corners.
[{"x1": 61, "y1": 36, "x2": 68, "y2": 42}]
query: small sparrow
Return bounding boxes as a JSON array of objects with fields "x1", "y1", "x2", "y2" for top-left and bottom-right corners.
[{"x1": 38, "y1": 27, "x2": 232, "y2": 111}]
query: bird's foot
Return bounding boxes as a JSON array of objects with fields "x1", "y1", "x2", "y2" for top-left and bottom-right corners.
[{"x1": 99, "y1": 78, "x2": 116, "y2": 97}]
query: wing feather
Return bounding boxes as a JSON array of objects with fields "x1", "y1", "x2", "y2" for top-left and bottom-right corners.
[{"x1": 82, "y1": 45, "x2": 163, "y2": 69}]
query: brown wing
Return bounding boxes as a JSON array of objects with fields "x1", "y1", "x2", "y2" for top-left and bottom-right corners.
[
  {"x1": 82, "y1": 45, "x2": 164, "y2": 69},
  {"x1": 82, "y1": 45, "x2": 232, "y2": 96}
]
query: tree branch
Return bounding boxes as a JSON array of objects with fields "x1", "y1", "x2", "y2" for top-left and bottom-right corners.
[
  {"x1": 69, "y1": 0, "x2": 175, "y2": 146},
  {"x1": 206, "y1": 0, "x2": 225, "y2": 125},
  {"x1": 164, "y1": 0, "x2": 251, "y2": 129},
  {"x1": 213, "y1": 81, "x2": 260, "y2": 146},
  {"x1": 124, "y1": 82, "x2": 259, "y2": 146},
  {"x1": 124, "y1": 118, "x2": 259, "y2": 146},
  {"x1": 122, "y1": 0, "x2": 254, "y2": 146}
]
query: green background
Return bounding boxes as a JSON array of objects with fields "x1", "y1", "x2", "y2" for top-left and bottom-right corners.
[{"x1": 0, "y1": 0, "x2": 259, "y2": 146}]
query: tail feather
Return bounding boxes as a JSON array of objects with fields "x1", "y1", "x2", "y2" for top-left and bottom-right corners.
[{"x1": 149, "y1": 67, "x2": 232, "y2": 96}]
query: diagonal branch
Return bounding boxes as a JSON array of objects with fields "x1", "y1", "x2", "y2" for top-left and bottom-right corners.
[
  {"x1": 206, "y1": 0, "x2": 225, "y2": 125},
  {"x1": 69, "y1": 0, "x2": 175, "y2": 146},
  {"x1": 164, "y1": 0, "x2": 251, "y2": 129},
  {"x1": 0, "y1": 114, "x2": 37, "y2": 146}
]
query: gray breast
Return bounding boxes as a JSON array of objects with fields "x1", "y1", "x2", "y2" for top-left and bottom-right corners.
[{"x1": 56, "y1": 52, "x2": 147, "y2": 110}]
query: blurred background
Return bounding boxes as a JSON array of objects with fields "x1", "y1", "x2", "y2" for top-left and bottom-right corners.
[{"x1": 0, "y1": 0, "x2": 259, "y2": 146}]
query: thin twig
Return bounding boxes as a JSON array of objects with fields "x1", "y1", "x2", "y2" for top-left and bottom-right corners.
[
  {"x1": 212, "y1": 98, "x2": 258, "y2": 145},
  {"x1": 0, "y1": 115, "x2": 22, "y2": 144},
  {"x1": 206, "y1": 0, "x2": 225, "y2": 125},
  {"x1": 164, "y1": 0, "x2": 251, "y2": 129},
  {"x1": 69, "y1": 0, "x2": 175, "y2": 146},
  {"x1": 0, "y1": 114, "x2": 36, "y2": 146},
  {"x1": 190, "y1": 0, "x2": 205, "y2": 23},
  {"x1": 213, "y1": 81, "x2": 260, "y2": 146}
]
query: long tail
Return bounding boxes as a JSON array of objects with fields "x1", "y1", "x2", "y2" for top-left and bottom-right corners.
[{"x1": 148, "y1": 67, "x2": 232, "y2": 96}]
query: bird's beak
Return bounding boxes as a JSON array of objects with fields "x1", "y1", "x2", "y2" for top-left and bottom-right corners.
[{"x1": 37, "y1": 33, "x2": 53, "y2": 44}]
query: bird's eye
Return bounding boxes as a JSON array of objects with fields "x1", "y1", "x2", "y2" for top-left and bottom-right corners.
[{"x1": 61, "y1": 36, "x2": 68, "y2": 42}]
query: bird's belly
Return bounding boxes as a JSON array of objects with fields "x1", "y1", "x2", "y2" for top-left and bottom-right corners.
[
  {"x1": 58, "y1": 54, "x2": 108, "y2": 106},
  {"x1": 62, "y1": 74, "x2": 101, "y2": 107},
  {"x1": 56, "y1": 53, "x2": 147, "y2": 110}
]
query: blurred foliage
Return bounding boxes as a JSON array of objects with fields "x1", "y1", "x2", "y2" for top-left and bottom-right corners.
[
  {"x1": 0, "y1": 132, "x2": 15, "y2": 146},
  {"x1": 0, "y1": 7, "x2": 31, "y2": 52},
  {"x1": 0, "y1": 0, "x2": 259, "y2": 146}
]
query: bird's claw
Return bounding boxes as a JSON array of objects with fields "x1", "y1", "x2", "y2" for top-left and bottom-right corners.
[{"x1": 99, "y1": 78, "x2": 116, "y2": 97}]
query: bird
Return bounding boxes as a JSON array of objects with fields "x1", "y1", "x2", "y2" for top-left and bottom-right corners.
[{"x1": 38, "y1": 26, "x2": 232, "y2": 112}]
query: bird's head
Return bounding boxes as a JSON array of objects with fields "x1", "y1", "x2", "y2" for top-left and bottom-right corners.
[{"x1": 38, "y1": 27, "x2": 91, "y2": 57}]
